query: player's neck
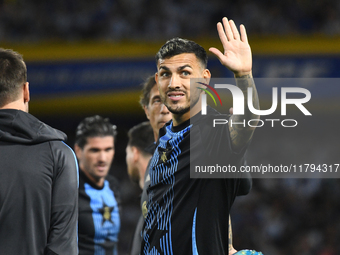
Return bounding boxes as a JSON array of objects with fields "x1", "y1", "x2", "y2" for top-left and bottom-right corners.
[
  {"x1": 138, "y1": 156, "x2": 151, "y2": 189},
  {"x1": 172, "y1": 106, "x2": 201, "y2": 126},
  {"x1": 0, "y1": 99, "x2": 27, "y2": 112}
]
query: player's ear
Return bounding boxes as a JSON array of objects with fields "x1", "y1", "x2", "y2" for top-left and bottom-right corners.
[
  {"x1": 202, "y1": 69, "x2": 211, "y2": 86},
  {"x1": 155, "y1": 72, "x2": 159, "y2": 84},
  {"x1": 143, "y1": 105, "x2": 150, "y2": 120},
  {"x1": 203, "y1": 69, "x2": 211, "y2": 79},
  {"x1": 23, "y1": 82, "x2": 30, "y2": 103},
  {"x1": 132, "y1": 146, "x2": 139, "y2": 163},
  {"x1": 74, "y1": 144, "x2": 82, "y2": 160}
]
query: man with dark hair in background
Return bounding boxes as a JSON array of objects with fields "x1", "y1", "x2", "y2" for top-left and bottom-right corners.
[
  {"x1": 0, "y1": 48, "x2": 78, "y2": 255},
  {"x1": 75, "y1": 115, "x2": 121, "y2": 255},
  {"x1": 126, "y1": 121, "x2": 155, "y2": 255},
  {"x1": 126, "y1": 121, "x2": 154, "y2": 190}
]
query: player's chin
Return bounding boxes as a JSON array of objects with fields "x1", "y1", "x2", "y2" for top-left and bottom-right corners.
[
  {"x1": 167, "y1": 105, "x2": 190, "y2": 115},
  {"x1": 95, "y1": 168, "x2": 109, "y2": 176},
  {"x1": 158, "y1": 121, "x2": 168, "y2": 129}
]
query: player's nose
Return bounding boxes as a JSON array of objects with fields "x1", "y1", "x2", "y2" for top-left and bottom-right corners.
[{"x1": 168, "y1": 74, "x2": 181, "y2": 89}]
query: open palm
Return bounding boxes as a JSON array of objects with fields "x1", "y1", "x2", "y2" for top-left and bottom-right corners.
[{"x1": 209, "y1": 17, "x2": 252, "y2": 77}]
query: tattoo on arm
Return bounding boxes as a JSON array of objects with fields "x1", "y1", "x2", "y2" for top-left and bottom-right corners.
[
  {"x1": 228, "y1": 215, "x2": 233, "y2": 252},
  {"x1": 229, "y1": 73, "x2": 260, "y2": 151}
]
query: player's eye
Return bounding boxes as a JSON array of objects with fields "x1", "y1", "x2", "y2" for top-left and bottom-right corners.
[{"x1": 160, "y1": 71, "x2": 170, "y2": 77}]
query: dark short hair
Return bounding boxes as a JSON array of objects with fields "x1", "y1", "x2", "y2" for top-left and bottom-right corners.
[
  {"x1": 139, "y1": 74, "x2": 156, "y2": 109},
  {"x1": 75, "y1": 115, "x2": 117, "y2": 149},
  {"x1": 155, "y1": 37, "x2": 208, "y2": 69},
  {"x1": 127, "y1": 121, "x2": 154, "y2": 156},
  {"x1": 0, "y1": 48, "x2": 27, "y2": 107}
]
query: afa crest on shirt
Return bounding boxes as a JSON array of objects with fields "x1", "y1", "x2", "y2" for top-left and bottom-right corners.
[
  {"x1": 142, "y1": 201, "x2": 148, "y2": 218},
  {"x1": 99, "y1": 200, "x2": 114, "y2": 226},
  {"x1": 161, "y1": 152, "x2": 167, "y2": 162},
  {"x1": 158, "y1": 147, "x2": 173, "y2": 164}
]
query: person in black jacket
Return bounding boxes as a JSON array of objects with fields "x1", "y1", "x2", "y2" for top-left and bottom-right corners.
[
  {"x1": 0, "y1": 48, "x2": 78, "y2": 255},
  {"x1": 74, "y1": 115, "x2": 121, "y2": 255}
]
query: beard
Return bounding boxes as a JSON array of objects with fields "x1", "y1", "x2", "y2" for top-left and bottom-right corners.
[
  {"x1": 162, "y1": 90, "x2": 201, "y2": 115},
  {"x1": 166, "y1": 104, "x2": 190, "y2": 115}
]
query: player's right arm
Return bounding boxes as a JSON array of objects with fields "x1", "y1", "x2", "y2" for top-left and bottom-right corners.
[
  {"x1": 209, "y1": 17, "x2": 260, "y2": 152},
  {"x1": 228, "y1": 215, "x2": 238, "y2": 254}
]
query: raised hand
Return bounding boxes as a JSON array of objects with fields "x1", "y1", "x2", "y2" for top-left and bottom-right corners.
[{"x1": 209, "y1": 17, "x2": 252, "y2": 77}]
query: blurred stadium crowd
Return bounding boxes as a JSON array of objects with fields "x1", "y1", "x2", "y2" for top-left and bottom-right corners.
[
  {"x1": 1, "y1": 0, "x2": 340, "y2": 42},
  {"x1": 229, "y1": 122, "x2": 340, "y2": 255},
  {"x1": 232, "y1": 178, "x2": 340, "y2": 255}
]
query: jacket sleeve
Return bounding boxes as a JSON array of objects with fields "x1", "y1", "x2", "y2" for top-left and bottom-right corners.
[{"x1": 45, "y1": 141, "x2": 78, "y2": 255}]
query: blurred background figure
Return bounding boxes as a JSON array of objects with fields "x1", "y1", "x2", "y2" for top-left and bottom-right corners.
[
  {"x1": 140, "y1": 75, "x2": 172, "y2": 142},
  {"x1": 126, "y1": 121, "x2": 154, "y2": 190},
  {"x1": 125, "y1": 121, "x2": 154, "y2": 255},
  {"x1": 0, "y1": 48, "x2": 78, "y2": 255},
  {"x1": 75, "y1": 115, "x2": 121, "y2": 255}
]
